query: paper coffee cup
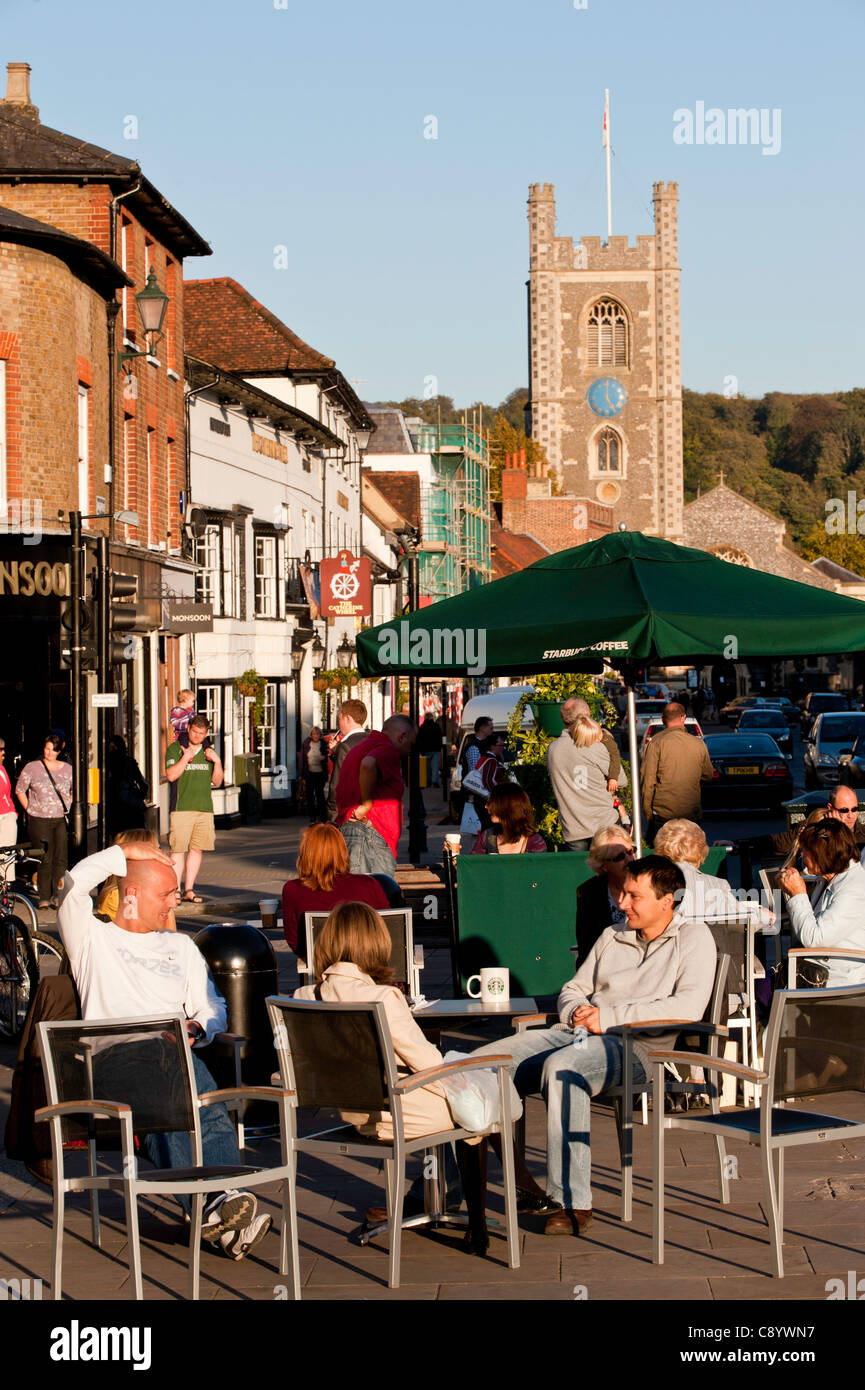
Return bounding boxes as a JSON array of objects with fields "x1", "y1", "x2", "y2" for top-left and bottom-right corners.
[
  {"x1": 259, "y1": 898, "x2": 279, "y2": 929},
  {"x1": 445, "y1": 834, "x2": 461, "y2": 855}
]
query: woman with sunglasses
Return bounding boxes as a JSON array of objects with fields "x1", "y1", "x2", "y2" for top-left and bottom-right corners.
[{"x1": 575, "y1": 825, "x2": 636, "y2": 965}]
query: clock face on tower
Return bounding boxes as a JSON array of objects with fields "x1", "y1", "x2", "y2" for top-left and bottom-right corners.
[{"x1": 587, "y1": 377, "x2": 627, "y2": 418}]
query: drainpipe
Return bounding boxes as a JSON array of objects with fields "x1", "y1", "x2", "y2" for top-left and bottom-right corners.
[{"x1": 108, "y1": 179, "x2": 142, "y2": 542}]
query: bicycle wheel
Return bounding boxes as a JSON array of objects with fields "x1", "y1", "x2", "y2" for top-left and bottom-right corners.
[
  {"x1": 28, "y1": 929, "x2": 66, "y2": 976},
  {"x1": 0, "y1": 916, "x2": 31, "y2": 1040},
  {"x1": 6, "y1": 889, "x2": 38, "y2": 938}
]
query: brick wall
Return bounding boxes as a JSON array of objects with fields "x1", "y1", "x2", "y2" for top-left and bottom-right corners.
[
  {"x1": 0, "y1": 181, "x2": 186, "y2": 550},
  {"x1": 500, "y1": 469, "x2": 612, "y2": 551}
]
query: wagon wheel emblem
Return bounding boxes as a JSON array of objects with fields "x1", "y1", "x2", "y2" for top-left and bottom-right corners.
[{"x1": 331, "y1": 572, "x2": 359, "y2": 600}]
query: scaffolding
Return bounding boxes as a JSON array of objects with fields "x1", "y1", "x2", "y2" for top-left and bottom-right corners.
[{"x1": 410, "y1": 413, "x2": 492, "y2": 598}]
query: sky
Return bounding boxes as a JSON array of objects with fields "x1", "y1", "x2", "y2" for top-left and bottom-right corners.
[{"x1": 4, "y1": 0, "x2": 864, "y2": 407}]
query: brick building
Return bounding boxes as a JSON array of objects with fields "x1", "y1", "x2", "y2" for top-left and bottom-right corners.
[
  {"x1": 500, "y1": 464, "x2": 612, "y2": 553},
  {"x1": 0, "y1": 60, "x2": 210, "y2": 812}
]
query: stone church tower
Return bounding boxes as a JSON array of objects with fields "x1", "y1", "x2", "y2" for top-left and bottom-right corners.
[{"x1": 526, "y1": 181, "x2": 683, "y2": 540}]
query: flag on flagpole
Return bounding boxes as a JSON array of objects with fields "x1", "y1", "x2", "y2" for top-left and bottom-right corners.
[{"x1": 603, "y1": 89, "x2": 610, "y2": 149}]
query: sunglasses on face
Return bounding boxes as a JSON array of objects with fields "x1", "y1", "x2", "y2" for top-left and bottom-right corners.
[{"x1": 605, "y1": 849, "x2": 635, "y2": 863}]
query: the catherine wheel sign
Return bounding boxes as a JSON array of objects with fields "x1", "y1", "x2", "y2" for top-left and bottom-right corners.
[{"x1": 320, "y1": 550, "x2": 371, "y2": 618}]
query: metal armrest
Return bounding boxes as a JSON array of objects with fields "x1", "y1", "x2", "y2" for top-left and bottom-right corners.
[
  {"x1": 647, "y1": 1049, "x2": 768, "y2": 1084},
  {"x1": 514, "y1": 1012, "x2": 558, "y2": 1031},
  {"x1": 213, "y1": 1032, "x2": 245, "y2": 1045},
  {"x1": 198, "y1": 1086, "x2": 294, "y2": 1106},
  {"x1": 35, "y1": 1099, "x2": 132, "y2": 1122},
  {"x1": 787, "y1": 947, "x2": 865, "y2": 987},
  {"x1": 394, "y1": 1055, "x2": 512, "y2": 1094}
]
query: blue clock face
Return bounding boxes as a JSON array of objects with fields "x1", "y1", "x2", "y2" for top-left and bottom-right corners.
[{"x1": 587, "y1": 377, "x2": 627, "y2": 418}]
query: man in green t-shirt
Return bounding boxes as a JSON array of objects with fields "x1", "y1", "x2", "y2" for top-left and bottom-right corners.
[{"x1": 165, "y1": 714, "x2": 224, "y2": 903}]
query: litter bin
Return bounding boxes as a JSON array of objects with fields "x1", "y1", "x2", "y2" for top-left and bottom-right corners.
[
  {"x1": 194, "y1": 922, "x2": 279, "y2": 1136},
  {"x1": 234, "y1": 753, "x2": 262, "y2": 825}
]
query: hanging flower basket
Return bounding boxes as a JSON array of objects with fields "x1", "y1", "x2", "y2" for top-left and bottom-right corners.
[
  {"x1": 234, "y1": 669, "x2": 268, "y2": 731},
  {"x1": 312, "y1": 677, "x2": 328, "y2": 693}
]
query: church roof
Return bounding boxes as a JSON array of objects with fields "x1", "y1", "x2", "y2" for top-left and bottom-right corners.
[{"x1": 810, "y1": 555, "x2": 865, "y2": 584}]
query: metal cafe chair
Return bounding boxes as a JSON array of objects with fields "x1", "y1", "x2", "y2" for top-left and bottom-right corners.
[
  {"x1": 266, "y1": 995, "x2": 520, "y2": 1297},
  {"x1": 650, "y1": 983, "x2": 865, "y2": 1277},
  {"x1": 512, "y1": 951, "x2": 730, "y2": 1223},
  {"x1": 300, "y1": 908, "x2": 422, "y2": 1001},
  {"x1": 36, "y1": 1013, "x2": 294, "y2": 1300}
]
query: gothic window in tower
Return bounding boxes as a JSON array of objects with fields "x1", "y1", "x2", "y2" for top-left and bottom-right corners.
[
  {"x1": 587, "y1": 299, "x2": 629, "y2": 367},
  {"x1": 597, "y1": 428, "x2": 621, "y2": 473}
]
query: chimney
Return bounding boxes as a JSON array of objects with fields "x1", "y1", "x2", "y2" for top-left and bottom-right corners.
[{"x1": 2, "y1": 62, "x2": 39, "y2": 120}]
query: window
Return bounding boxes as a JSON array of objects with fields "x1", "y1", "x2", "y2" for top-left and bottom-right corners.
[
  {"x1": 164, "y1": 256, "x2": 177, "y2": 370},
  {"x1": 254, "y1": 533, "x2": 277, "y2": 617},
  {"x1": 195, "y1": 524, "x2": 222, "y2": 614},
  {"x1": 77, "y1": 384, "x2": 90, "y2": 512},
  {"x1": 233, "y1": 529, "x2": 243, "y2": 619},
  {"x1": 258, "y1": 682, "x2": 278, "y2": 770},
  {"x1": 146, "y1": 428, "x2": 155, "y2": 545},
  {"x1": 166, "y1": 439, "x2": 177, "y2": 549},
  {"x1": 222, "y1": 521, "x2": 234, "y2": 617},
  {"x1": 123, "y1": 414, "x2": 135, "y2": 540},
  {"x1": 120, "y1": 216, "x2": 134, "y2": 342},
  {"x1": 596, "y1": 428, "x2": 621, "y2": 473},
  {"x1": 197, "y1": 684, "x2": 224, "y2": 763},
  {"x1": 587, "y1": 299, "x2": 628, "y2": 367}
]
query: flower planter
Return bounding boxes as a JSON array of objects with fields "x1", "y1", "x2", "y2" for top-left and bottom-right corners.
[{"x1": 530, "y1": 700, "x2": 565, "y2": 736}]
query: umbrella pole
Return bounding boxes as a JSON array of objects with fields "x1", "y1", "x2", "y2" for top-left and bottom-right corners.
[{"x1": 626, "y1": 684, "x2": 644, "y2": 856}]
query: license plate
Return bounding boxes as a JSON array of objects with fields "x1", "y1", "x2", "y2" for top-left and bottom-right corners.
[{"x1": 728, "y1": 765, "x2": 758, "y2": 775}]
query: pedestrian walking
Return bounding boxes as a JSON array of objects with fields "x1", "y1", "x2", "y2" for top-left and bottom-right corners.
[
  {"x1": 0, "y1": 738, "x2": 18, "y2": 849},
  {"x1": 640, "y1": 702, "x2": 714, "y2": 842},
  {"x1": 15, "y1": 733, "x2": 72, "y2": 907},
  {"x1": 326, "y1": 700, "x2": 368, "y2": 824},
  {"x1": 460, "y1": 732, "x2": 510, "y2": 850},
  {"x1": 335, "y1": 715, "x2": 417, "y2": 876},
  {"x1": 165, "y1": 714, "x2": 223, "y2": 903},
  {"x1": 106, "y1": 734, "x2": 148, "y2": 841},
  {"x1": 416, "y1": 714, "x2": 444, "y2": 789},
  {"x1": 299, "y1": 726, "x2": 328, "y2": 824}
]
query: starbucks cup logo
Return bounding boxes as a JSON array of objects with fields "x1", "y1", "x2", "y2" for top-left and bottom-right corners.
[{"x1": 487, "y1": 977, "x2": 505, "y2": 995}]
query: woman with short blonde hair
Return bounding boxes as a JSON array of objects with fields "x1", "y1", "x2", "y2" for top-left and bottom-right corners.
[
  {"x1": 655, "y1": 818, "x2": 770, "y2": 925},
  {"x1": 570, "y1": 715, "x2": 603, "y2": 749},
  {"x1": 653, "y1": 819, "x2": 708, "y2": 868}
]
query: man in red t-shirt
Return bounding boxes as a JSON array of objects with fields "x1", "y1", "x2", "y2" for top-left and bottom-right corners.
[{"x1": 336, "y1": 714, "x2": 418, "y2": 875}]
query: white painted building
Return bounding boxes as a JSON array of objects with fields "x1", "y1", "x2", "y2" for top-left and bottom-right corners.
[{"x1": 183, "y1": 277, "x2": 385, "y2": 816}]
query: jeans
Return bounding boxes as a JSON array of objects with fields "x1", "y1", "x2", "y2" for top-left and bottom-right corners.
[
  {"x1": 564, "y1": 838, "x2": 591, "y2": 852},
  {"x1": 142, "y1": 1053, "x2": 241, "y2": 1216},
  {"x1": 340, "y1": 819, "x2": 397, "y2": 876},
  {"x1": 473, "y1": 1027, "x2": 646, "y2": 1210},
  {"x1": 426, "y1": 752, "x2": 440, "y2": 787}
]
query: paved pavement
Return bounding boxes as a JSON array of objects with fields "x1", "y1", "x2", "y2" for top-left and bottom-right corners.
[{"x1": 4, "y1": 728, "x2": 862, "y2": 1302}]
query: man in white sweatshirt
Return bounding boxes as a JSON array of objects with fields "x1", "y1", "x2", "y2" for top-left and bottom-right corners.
[
  {"x1": 57, "y1": 841, "x2": 271, "y2": 1260},
  {"x1": 474, "y1": 855, "x2": 716, "y2": 1234}
]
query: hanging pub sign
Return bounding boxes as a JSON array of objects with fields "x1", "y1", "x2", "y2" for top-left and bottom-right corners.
[{"x1": 320, "y1": 549, "x2": 371, "y2": 619}]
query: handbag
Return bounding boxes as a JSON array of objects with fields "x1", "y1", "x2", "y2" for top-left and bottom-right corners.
[
  {"x1": 440, "y1": 1050, "x2": 523, "y2": 1130},
  {"x1": 461, "y1": 764, "x2": 490, "y2": 798}
]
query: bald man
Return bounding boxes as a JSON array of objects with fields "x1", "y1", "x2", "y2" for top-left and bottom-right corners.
[
  {"x1": 336, "y1": 713, "x2": 418, "y2": 874},
  {"x1": 57, "y1": 842, "x2": 271, "y2": 1260}
]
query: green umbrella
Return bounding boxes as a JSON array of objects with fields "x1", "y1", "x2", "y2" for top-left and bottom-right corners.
[{"x1": 358, "y1": 531, "x2": 865, "y2": 848}]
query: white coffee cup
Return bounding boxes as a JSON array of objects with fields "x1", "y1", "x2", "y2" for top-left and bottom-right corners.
[
  {"x1": 445, "y1": 834, "x2": 461, "y2": 855},
  {"x1": 259, "y1": 898, "x2": 279, "y2": 930},
  {"x1": 467, "y1": 966, "x2": 510, "y2": 1008}
]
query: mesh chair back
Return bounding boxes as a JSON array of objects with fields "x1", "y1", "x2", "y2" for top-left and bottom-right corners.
[
  {"x1": 764, "y1": 986, "x2": 865, "y2": 1104},
  {"x1": 706, "y1": 917, "x2": 754, "y2": 1000},
  {"x1": 268, "y1": 997, "x2": 394, "y2": 1113},
  {"x1": 39, "y1": 1015, "x2": 198, "y2": 1143},
  {"x1": 304, "y1": 910, "x2": 411, "y2": 989}
]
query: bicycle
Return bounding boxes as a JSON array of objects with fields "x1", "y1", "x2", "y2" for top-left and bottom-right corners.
[{"x1": 0, "y1": 846, "x2": 66, "y2": 1040}]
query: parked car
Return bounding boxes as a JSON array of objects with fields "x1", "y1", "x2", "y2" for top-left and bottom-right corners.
[
  {"x1": 702, "y1": 733, "x2": 793, "y2": 811},
  {"x1": 770, "y1": 696, "x2": 800, "y2": 725},
  {"x1": 735, "y1": 707, "x2": 793, "y2": 756},
  {"x1": 803, "y1": 711, "x2": 865, "y2": 788},
  {"x1": 640, "y1": 715, "x2": 704, "y2": 755},
  {"x1": 800, "y1": 691, "x2": 854, "y2": 737}
]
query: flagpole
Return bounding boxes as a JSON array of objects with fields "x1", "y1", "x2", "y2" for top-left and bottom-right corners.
[{"x1": 604, "y1": 88, "x2": 612, "y2": 243}]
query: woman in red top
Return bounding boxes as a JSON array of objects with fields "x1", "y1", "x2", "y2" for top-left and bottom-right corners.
[{"x1": 281, "y1": 823, "x2": 388, "y2": 951}]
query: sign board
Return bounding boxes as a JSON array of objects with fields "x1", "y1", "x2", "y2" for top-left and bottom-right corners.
[
  {"x1": 320, "y1": 550, "x2": 371, "y2": 619},
  {"x1": 91, "y1": 693, "x2": 120, "y2": 708},
  {"x1": 164, "y1": 600, "x2": 214, "y2": 633}
]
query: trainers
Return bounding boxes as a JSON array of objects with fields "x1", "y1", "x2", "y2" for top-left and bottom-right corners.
[
  {"x1": 201, "y1": 1190, "x2": 257, "y2": 1243},
  {"x1": 219, "y1": 1213, "x2": 272, "y2": 1260}
]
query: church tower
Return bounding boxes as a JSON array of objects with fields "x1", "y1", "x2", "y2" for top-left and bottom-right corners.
[{"x1": 526, "y1": 180, "x2": 683, "y2": 540}]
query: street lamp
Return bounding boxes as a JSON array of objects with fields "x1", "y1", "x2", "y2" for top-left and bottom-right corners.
[
  {"x1": 395, "y1": 525, "x2": 426, "y2": 865},
  {"x1": 290, "y1": 648, "x2": 304, "y2": 675},
  {"x1": 117, "y1": 268, "x2": 170, "y2": 370},
  {"x1": 310, "y1": 633, "x2": 326, "y2": 671},
  {"x1": 336, "y1": 632, "x2": 355, "y2": 669}
]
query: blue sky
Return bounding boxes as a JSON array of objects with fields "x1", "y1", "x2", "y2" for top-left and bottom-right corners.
[{"x1": 4, "y1": 0, "x2": 863, "y2": 405}]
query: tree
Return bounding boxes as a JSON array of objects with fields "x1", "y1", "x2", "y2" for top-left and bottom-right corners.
[
  {"x1": 487, "y1": 413, "x2": 551, "y2": 501},
  {"x1": 799, "y1": 522, "x2": 865, "y2": 577}
]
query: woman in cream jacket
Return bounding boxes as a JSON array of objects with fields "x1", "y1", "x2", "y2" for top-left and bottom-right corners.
[{"x1": 294, "y1": 901, "x2": 489, "y2": 1252}]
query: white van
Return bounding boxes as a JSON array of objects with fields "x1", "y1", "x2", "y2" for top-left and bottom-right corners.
[{"x1": 450, "y1": 685, "x2": 535, "y2": 800}]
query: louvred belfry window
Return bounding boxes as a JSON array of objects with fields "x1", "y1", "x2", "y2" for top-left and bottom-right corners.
[{"x1": 587, "y1": 299, "x2": 629, "y2": 367}]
